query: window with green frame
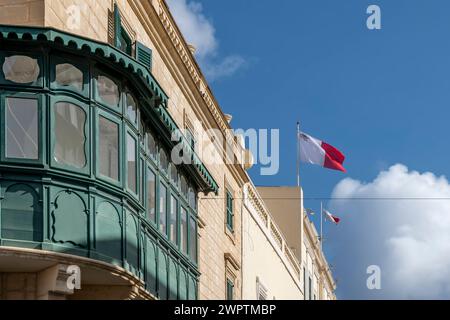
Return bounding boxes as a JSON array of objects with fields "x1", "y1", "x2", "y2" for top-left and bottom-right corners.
[
  {"x1": 226, "y1": 278, "x2": 234, "y2": 300},
  {"x1": 114, "y1": 4, "x2": 132, "y2": 56},
  {"x1": 226, "y1": 190, "x2": 234, "y2": 231}
]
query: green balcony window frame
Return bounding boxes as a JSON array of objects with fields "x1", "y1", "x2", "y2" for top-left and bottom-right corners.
[
  {"x1": 0, "y1": 51, "x2": 44, "y2": 88},
  {"x1": 158, "y1": 180, "x2": 169, "y2": 237},
  {"x1": 114, "y1": 4, "x2": 133, "y2": 56},
  {"x1": 125, "y1": 127, "x2": 139, "y2": 198},
  {"x1": 49, "y1": 54, "x2": 89, "y2": 98},
  {"x1": 146, "y1": 165, "x2": 157, "y2": 225},
  {"x1": 159, "y1": 148, "x2": 169, "y2": 177},
  {"x1": 226, "y1": 278, "x2": 234, "y2": 300},
  {"x1": 124, "y1": 89, "x2": 139, "y2": 130},
  {"x1": 188, "y1": 214, "x2": 198, "y2": 264},
  {"x1": 49, "y1": 95, "x2": 90, "y2": 176},
  {"x1": 93, "y1": 68, "x2": 122, "y2": 112},
  {"x1": 168, "y1": 192, "x2": 179, "y2": 245},
  {"x1": 139, "y1": 156, "x2": 145, "y2": 205},
  {"x1": 138, "y1": 109, "x2": 146, "y2": 150},
  {"x1": 179, "y1": 205, "x2": 189, "y2": 255},
  {"x1": 0, "y1": 91, "x2": 44, "y2": 166},
  {"x1": 95, "y1": 109, "x2": 123, "y2": 187},
  {"x1": 226, "y1": 190, "x2": 234, "y2": 232},
  {"x1": 146, "y1": 129, "x2": 158, "y2": 162}
]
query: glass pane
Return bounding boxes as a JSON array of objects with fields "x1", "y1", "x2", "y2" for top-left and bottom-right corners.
[
  {"x1": 6, "y1": 97, "x2": 38, "y2": 159},
  {"x1": 126, "y1": 93, "x2": 137, "y2": 124},
  {"x1": 3, "y1": 56, "x2": 40, "y2": 84},
  {"x1": 170, "y1": 164, "x2": 178, "y2": 185},
  {"x1": 180, "y1": 207, "x2": 188, "y2": 254},
  {"x1": 159, "y1": 184, "x2": 167, "y2": 235},
  {"x1": 54, "y1": 102, "x2": 86, "y2": 168},
  {"x1": 181, "y1": 175, "x2": 188, "y2": 197},
  {"x1": 148, "y1": 132, "x2": 156, "y2": 157},
  {"x1": 55, "y1": 63, "x2": 83, "y2": 91},
  {"x1": 189, "y1": 216, "x2": 197, "y2": 262},
  {"x1": 169, "y1": 195, "x2": 178, "y2": 243},
  {"x1": 160, "y1": 149, "x2": 168, "y2": 172},
  {"x1": 140, "y1": 159, "x2": 144, "y2": 202},
  {"x1": 189, "y1": 186, "x2": 196, "y2": 209},
  {"x1": 99, "y1": 116, "x2": 119, "y2": 180},
  {"x1": 127, "y1": 133, "x2": 137, "y2": 193},
  {"x1": 119, "y1": 30, "x2": 132, "y2": 55},
  {"x1": 97, "y1": 75, "x2": 119, "y2": 106},
  {"x1": 147, "y1": 168, "x2": 156, "y2": 223}
]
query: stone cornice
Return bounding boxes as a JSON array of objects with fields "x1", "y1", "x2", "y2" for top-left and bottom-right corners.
[{"x1": 137, "y1": 0, "x2": 249, "y2": 185}]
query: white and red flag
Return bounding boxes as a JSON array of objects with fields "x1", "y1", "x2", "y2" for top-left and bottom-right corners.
[
  {"x1": 324, "y1": 209, "x2": 341, "y2": 225},
  {"x1": 299, "y1": 132, "x2": 346, "y2": 172}
]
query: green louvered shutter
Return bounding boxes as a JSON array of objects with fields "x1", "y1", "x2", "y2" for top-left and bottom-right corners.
[{"x1": 136, "y1": 41, "x2": 153, "y2": 71}]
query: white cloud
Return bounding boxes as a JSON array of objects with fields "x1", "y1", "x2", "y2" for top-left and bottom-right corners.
[
  {"x1": 166, "y1": 0, "x2": 246, "y2": 81},
  {"x1": 329, "y1": 164, "x2": 450, "y2": 299}
]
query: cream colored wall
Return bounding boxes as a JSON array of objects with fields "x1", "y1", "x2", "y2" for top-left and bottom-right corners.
[
  {"x1": 0, "y1": 0, "x2": 244, "y2": 300},
  {"x1": 242, "y1": 197, "x2": 303, "y2": 300},
  {"x1": 0, "y1": 0, "x2": 44, "y2": 26},
  {"x1": 257, "y1": 187, "x2": 302, "y2": 260},
  {"x1": 258, "y1": 186, "x2": 336, "y2": 300}
]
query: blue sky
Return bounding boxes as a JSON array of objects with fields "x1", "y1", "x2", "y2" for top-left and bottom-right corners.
[{"x1": 168, "y1": 0, "x2": 450, "y2": 299}]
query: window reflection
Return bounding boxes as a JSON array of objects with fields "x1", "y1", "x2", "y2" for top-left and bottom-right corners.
[
  {"x1": 97, "y1": 75, "x2": 119, "y2": 107},
  {"x1": 147, "y1": 168, "x2": 156, "y2": 223},
  {"x1": 189, "y1": 217, "x2": 197, "y2": 262},
  {"x1": 159, "y1": 184, "x2": 167, "y2": 235},
  {"x1": 3, "y1": 56, "x2": 40, "y2": 84},
  {"x1": 170, "y1": 163, "x2": 178, "y2": 185},
  {"x1": 54, "y1": 102, "x2": 86, "y2": 168},
  {"x1": 181, "y1": 175, "x2": 188, "y2": 197},
  {"x1": 170, "y1": 195, "x2": 178, "y2": 243},
  {"x1": 180, "y1": 207, "x2": 188, "y2": 254},
  {"x1": 99, "y1": 116, "x2": 119, "y2": 181},
  {"x1": 127, "y1": 133, "x2": 137, "y2": 193},
  {"x1": 126, "y1": 93, "x2": 137, "y2": 124},
  {"x1": 160, "y1": 149, "x2": 169, "y2": 172},
  {"x1": 6, "y1": 97, "x2": 38, "y2": 159},
  {"x1": 55, "y1": 63, "x2": 83, "y2": 91},
  {"x1": 148, "y1": 132, "x2": 157, "y2": 157}
]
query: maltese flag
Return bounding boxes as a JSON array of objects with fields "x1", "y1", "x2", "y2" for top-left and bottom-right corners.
[
  {"x1": 299, "y1": 132, "x2": 346, "y2": 172},
  {"x1": 324, "y1": 209, "x2": 341, "y2": 225}
]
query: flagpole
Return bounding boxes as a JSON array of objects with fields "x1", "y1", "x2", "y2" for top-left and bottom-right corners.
[
  {"x1": 297, "y1": 121, "x2": 304, "y2": 275},
  {"x1": 296, "y1": 121, "x2": 300, "y2": 187},
  {"x1": 320, "y1": 201, "x2": 323, "y2": 251}
]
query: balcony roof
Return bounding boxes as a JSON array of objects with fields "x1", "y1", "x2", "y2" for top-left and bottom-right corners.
[{"x1": 0, "y1": 24, "x2": 219, "y2": 194}]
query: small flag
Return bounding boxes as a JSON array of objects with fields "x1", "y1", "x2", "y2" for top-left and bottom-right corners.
[
  {"x1": 298, "y1": 131, "x2": 346, "y2": 172},
  {"x1": 324, "y1": 209, "x2": 341, "y2": 224},
  {"x1": 305, "y1": 208, "x2": 315, "y2": 216}
]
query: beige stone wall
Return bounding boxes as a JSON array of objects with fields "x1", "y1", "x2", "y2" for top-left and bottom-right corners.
[
  {"x1": 242, "y1": 200, "x2": 303, "y2": 300},
  {"x1": 0, "y1": 0, "x2": 44, "y2": 26},
  {"x1": 7, "y1": 0, "x2": 245, "y2": 300}
]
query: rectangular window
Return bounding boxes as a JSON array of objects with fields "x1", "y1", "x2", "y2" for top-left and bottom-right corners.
[
  {"x1": 159, "y1": 183, "x2": 167, "y2": 235},
  {"x1": 226, "y1": 279, "x2": 234, "y2": 300},
  {"x1": 226, "y1": 190, "x2": 234, "y2": 231},
  {"x1": 308, "y1": 277, "x2": 312, "y2": 301},
  {"x1": 99, "y1": 116, "x2": 119, "y2": 181},
  {"x1": 147, "y1": 168, "x2": 156, "y2": 223},
  {"x1": 189, "y1": 216, "x2": 197, "y2": 262},
  {"x1": 303, "y1": 267, "x2": 306, "y2": 300},
  {"x1": 126, "y1": 133, "x2": 137, "y2": 193},
  {"x1": 114, "y1": 4, "x2": 132, "y2": 55},
  {"x1": 5, "y1": 97, "x2": 38, "y2": 159},
  {"x1": 180, "y1": 207, "x2": 188, "y2": 254},
  {"x1": 169, "y1": 195, "x2": 178, "y2": 244},
  {"x1": 140, "y1": 159, "x2": 144, "y2": 202},
  {"x1": 186, "y1": 128, "x2": 196, "y2": 152}
]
